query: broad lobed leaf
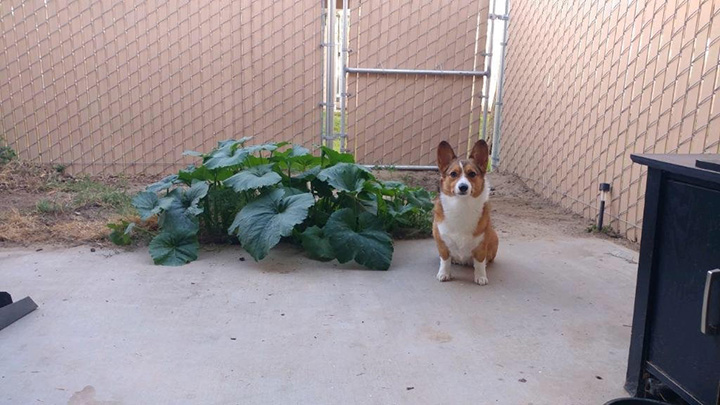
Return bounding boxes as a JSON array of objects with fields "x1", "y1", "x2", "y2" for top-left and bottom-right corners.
[
  {"x1": 133, "y1": 191, "x2": 174, "y2": 221},
  {"x1": 300, "y1": 225, "x2": 335, "y2": 261},
  {"x1": 317, "y1": 163, "x2": 371, "y2": 193},
  {"x1": 229, "y1": 189, "x2": 315, "y2": 261},
  {"x1": 323, "y1": 208, "x2": 393, "y2": 270},
  {"x1": 223, "y1": 164, "x2": 282, "y2": 192},
  {"x1": 149, "y1": 230, "x2": 199, "y2": 266}
]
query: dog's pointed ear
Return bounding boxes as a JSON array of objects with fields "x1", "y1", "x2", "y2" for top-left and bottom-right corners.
[
  {"x1": 437, "y1": 141, "x2": 456, "y2": 173},
  {"x1": 469, "y1": 140, "x2": 489, "y2": 173}
]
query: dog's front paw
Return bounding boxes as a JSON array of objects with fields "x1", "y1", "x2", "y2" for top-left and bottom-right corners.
[
  {"x1": 473, "y1": 259, "x2": 488, "y2": 286},
  {"x1": 474, "y1": 275, "x2": 489, "y2": 285},
  {"x1": 437, "y1": 270, "x2": 452, "y2": 282},
  {"x1": 437, "y1": 258, "x2": 452, "y2": 282}
]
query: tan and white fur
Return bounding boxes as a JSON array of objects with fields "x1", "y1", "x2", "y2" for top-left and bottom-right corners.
[{"x1": 433, "y1": 140, "x2": 499, "y2": 285}]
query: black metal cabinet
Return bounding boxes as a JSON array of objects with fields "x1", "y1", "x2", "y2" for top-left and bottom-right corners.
[{"x1": 627, "y1": 154, "x2": 720, "y2": 405}]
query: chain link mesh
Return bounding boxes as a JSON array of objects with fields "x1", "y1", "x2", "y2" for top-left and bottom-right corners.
[
  {"x1": 1, "y1": 0, "x2": 322, "y2": 174},
  {"x1": 501, "y1": 0, "x2": 720, "y2": 242},
  {"x1": 346, "y1": 0, "x2": 491, "y2": 166}
]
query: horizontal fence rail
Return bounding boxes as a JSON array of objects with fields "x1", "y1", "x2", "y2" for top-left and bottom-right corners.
[{"x1": 346, "y1": 67, "x2": 488, "y2": 77}]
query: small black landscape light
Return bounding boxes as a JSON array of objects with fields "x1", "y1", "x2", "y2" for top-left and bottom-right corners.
[{"x1": 598, "y1": 182, "x2": 611, "y2": 230}]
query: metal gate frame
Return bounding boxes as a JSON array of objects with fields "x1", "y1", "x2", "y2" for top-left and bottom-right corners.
[{"x1": 322, "y1": 0, "x2": 510, "y2": 170}]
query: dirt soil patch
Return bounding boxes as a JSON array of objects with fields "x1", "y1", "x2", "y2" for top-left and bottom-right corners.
[{"x1": 0, "y1": 161, "x2": 154, "y2": 247}]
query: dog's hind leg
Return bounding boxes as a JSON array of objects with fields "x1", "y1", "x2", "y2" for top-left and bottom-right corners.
[{"x1": 485, "y1": 227, "x2": 499, "y2": 264}]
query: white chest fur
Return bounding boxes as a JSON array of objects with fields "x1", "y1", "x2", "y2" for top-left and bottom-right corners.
[{"x1": 436, "y1": 182, "x2": 489, "y2": 265}]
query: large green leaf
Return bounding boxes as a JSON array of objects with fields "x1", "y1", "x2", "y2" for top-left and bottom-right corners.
[
  {"x1": 180, "y1": 181, "x2": 209, "y2": 215},
  {"x1": 178, "y1": 165, "x2": 207, "y2": 184},
  {"x1": 357, "y1": 191, "x2": 379, "y2": 215},
  {"x1": 387, "y1": 202, "x2": 414, "y2": 219},
  {"x1": 317, "y1": 163, "x2": 371, "y2": 193},
  {"x1": 292, "y1": 154, "x2": 322, "y2": 172},
  {"x1": 406, "y1": 188, "x2": 434, "y2": 210},
  {"x1": 179, "y1": 164, "x2": 235, "y2": 184},
  {"x1": 148, "y1": 230, "x2": 199, "y2": 266},
  {"x1": 381, "y1": 180, "x2": 406, "y2": 189},
  {"x1": 288, "y1": 144, "x2": 311, "y2": 157},
  {"x1": 204, "y1": 138, "x2": 254, "y2": 170},
  {"x1": 160, "y1": 193, "x2": 200, "y2": 234},
  {"x1": 280, "y1": 186, "x2": 308, "y2": 196},
  {"x1": 292, "y1": 165, "x2": 321, "y2": 181},
  {"x1": 205, "y1": 146, "x2": 249, "y2": 170},
  {"x1": 244, "y1": 143, "x2": 279, "y2": 155},
  {"x1": 182, "y1": 150, "x2": 204, "y2": 157},
  {"x1": 378, "y1": 180, "x2": 406, "y2": 197},
  {"x1": 146, "y1": 174, "x2": 179, "y2": 193},
  {"x1": 324, "y1": 208, "x2": 393, "y2": 270},
  {"x1": 300, "y1": 226, "x2": 335, "y2": 261},
  {"x1": 273, "y1": 144, "x2": 318, "y2": 174},
  {"x1": 229, "y1": 189, "x2": 315, "y2": 261},
  {"x1": 320, "y1": 146, "x2": 355, "y2": 166},
  {"x1": 217, "y1": 137, "x2": 253, "y2": 149},
  {"x1": 223, "y1": 164, "x2": 282, "y2": 192},
  {"x1": 132, "y1": 191, "x2": 174, "y2": 221},
  {"x1": 274, "y1": 144, "x2": 311, "y2": 160}
]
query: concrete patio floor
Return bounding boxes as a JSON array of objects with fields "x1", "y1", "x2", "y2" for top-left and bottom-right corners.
[{"x1": 0, "y1": 235, "x2": 638, "y2": 405}]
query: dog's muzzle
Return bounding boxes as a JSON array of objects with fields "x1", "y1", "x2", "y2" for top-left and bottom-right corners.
[{"x1": 457, "y1": 183, "x2": 469, "y2": 195}]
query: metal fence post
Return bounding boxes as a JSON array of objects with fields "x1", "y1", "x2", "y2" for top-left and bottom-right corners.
[
  {"x1": 491, "y1": 0, "x2": 508, "y2": 170},
  {"x1": 480, "y1": 0, "x2": 496, "y2": 142},
  {"x1": 339, "y1": 0, "x2": 348, "y2": 152},
  {"x1": 324, "y1": 0, "x2": 336, "y2": 147}
]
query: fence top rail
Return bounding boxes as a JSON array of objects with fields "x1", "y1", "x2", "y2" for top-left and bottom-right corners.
[{"x1": 345, "y1": 67, "x2": 488, "y2": 77}]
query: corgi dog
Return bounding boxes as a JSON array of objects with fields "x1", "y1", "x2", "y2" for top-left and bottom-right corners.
[{"x1": 432, "y1": 140, "x2": 499, "y2": 285}]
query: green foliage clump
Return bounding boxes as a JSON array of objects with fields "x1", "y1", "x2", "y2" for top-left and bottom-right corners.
[
  {"x1": 107, "y1": 221, "x2": 135, "y2": 246},
  {"x1": 50, "y1": 176, "x2": 134, "y2": 216},
  {"x1": 0, "y1": 137, "x2": 16, "y2": 165},
  {"x1": 114, "y1": 138, "x2": 434, "y2": 270},
  {"x1": 35, "y1": 198, "x2": 63, "y2": 214}
]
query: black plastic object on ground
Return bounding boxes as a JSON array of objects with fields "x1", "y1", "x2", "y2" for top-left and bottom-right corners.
[
  {"x1": 0, "y1": 291, "x2": 12, "y2": 308},
  {"x1": 0, "y1": 295, "x2": 38, "y2": 331}
]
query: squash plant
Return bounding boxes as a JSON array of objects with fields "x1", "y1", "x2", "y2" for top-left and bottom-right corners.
[{"x1": 114, "y1": 138, "x2": 433, "y2": 270}]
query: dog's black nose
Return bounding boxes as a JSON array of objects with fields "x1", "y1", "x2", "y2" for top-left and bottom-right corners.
[{"x1": 458, "y1": 184, "x2": 469, "y2": 193}]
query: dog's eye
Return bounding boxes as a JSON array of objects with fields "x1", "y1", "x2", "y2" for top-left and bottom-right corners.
[
  {"x1": 449, "y1": 172, "x2": 458, "y2": 178},
  {"x1": 467, "y1": 172, "x2": 477, "y2": 178}
]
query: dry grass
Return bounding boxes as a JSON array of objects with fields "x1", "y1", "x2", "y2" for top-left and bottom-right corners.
[
  {"x1": 0, "y1": 160, "x2": 61, "y2": 192},
  {"x1": 0, "y1": 160, "x2": 149, "y2": 247},
  {"x1": 0, "y1": 209, "x2": 42, "y2": 243},
  {"x1": 0, "y1": 209, "x2": 113, "y2": 245}
]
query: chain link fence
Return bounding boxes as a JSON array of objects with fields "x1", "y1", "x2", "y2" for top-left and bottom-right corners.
[
  {"x1": 8, "y1": 0, "x2": 713, "y2": 244},
  {"x1": 501, "y1": 0, "x2": 720, "y2": 241},
  {"x1": 1, "y1": 0, "x2": 321, "y2": 174}
]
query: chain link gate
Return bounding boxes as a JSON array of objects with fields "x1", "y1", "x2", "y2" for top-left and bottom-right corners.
[{"x1": 322, "y1": 0, "x2": 507, "y2": 169}]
